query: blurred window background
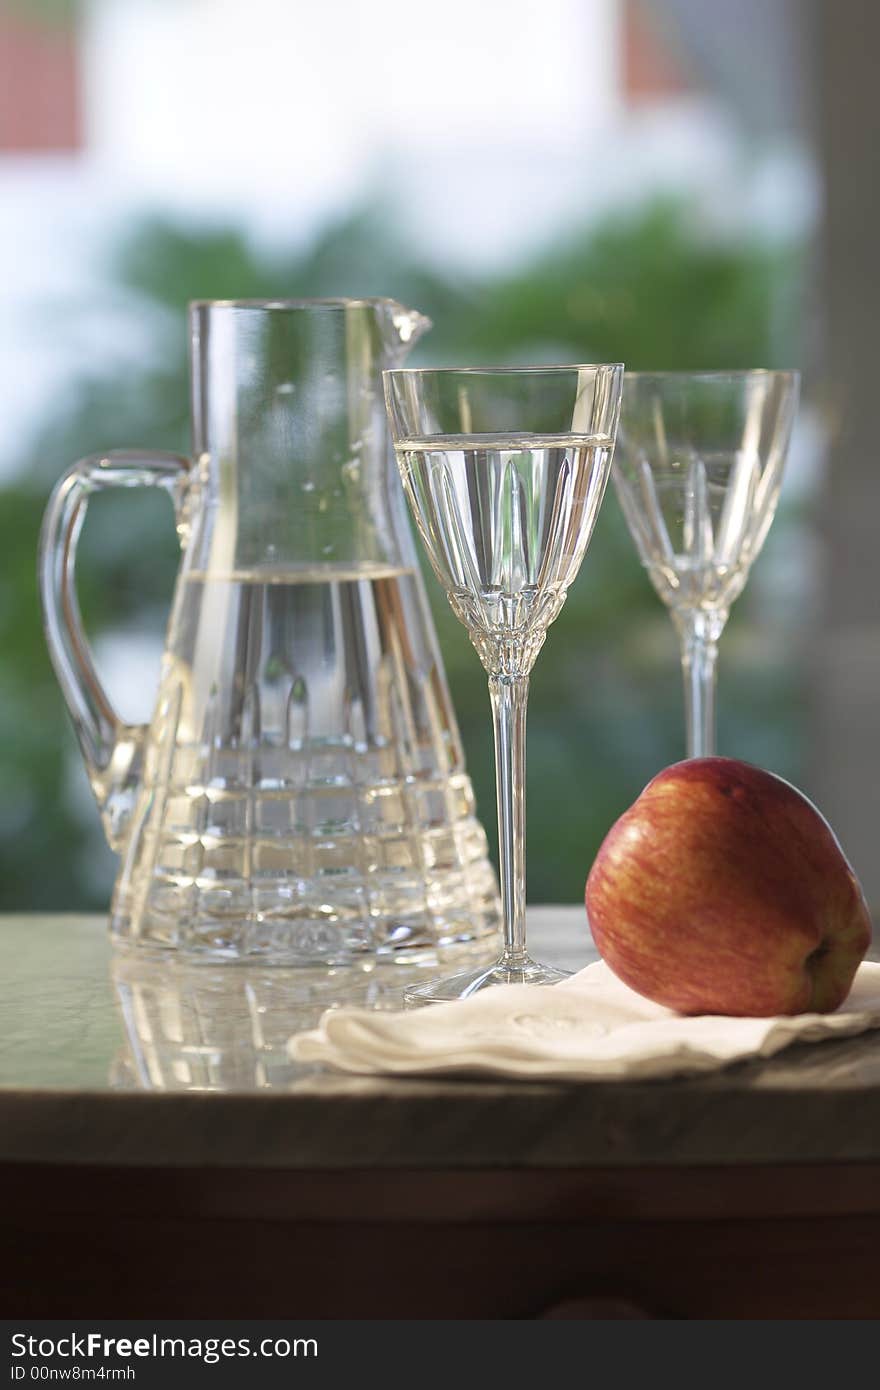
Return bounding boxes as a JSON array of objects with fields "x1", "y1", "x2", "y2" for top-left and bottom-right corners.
[{"x1": 1, "y1": 0, "x2": 875, "y2": 912}]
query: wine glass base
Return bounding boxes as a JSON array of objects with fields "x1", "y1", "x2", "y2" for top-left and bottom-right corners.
[{"x1": 403, "y1": 956, "x2": 572, "y2": 1007}]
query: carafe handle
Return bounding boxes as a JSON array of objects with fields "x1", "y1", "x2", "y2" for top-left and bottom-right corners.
[{"x1": 39, "y1": 450, "x2": 192, "y2": 851}]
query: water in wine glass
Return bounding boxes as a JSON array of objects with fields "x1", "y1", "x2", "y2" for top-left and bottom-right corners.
[
  {"x1": 395, "y1": 432, "x2": 615, "y2": 674},
  {"x1": 614, "y1": 447, "x2": 782, "y2": 616}
]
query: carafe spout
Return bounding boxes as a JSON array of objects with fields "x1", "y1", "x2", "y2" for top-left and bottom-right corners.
[{"x1": 385, "y1": 301, "x2": 432, "y2": 359}]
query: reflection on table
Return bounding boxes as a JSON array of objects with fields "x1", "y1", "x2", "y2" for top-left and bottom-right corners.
[{"x1": 109, "y1": 950, "x2": 447, "y2": 1091}]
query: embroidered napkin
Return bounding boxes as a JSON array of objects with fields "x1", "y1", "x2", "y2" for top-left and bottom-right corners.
[{"x1": 287, "y1": 959, "x2": 880, "y2": 1081}]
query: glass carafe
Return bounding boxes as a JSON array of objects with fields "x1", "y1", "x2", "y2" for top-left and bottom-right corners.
[{"x1": 40, "y1": 299, "x2": 501, "y2": 964}]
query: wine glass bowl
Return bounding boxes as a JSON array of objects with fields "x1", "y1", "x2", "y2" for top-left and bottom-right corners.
[
  {"x1": 613, "y1": 370, "x2": 800, "y2": 758},
  {"x1": 384, "y1": 365, "x2": 624, "y2": 1004}
]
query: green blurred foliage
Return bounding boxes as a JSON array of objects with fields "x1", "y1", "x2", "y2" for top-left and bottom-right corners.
[{"x1": 3, "y1": 199, "x2": 806, "y2": 908}]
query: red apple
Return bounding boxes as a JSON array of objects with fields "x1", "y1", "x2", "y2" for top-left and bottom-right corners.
[{"x1": 585, "y1": 757, "x2": 872, "y2": 1016}]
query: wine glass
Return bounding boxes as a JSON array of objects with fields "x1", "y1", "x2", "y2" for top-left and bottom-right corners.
[
  {"x1": 383, "y1": 365, "x2": 624, "y2": 1004},
  {"x1": 613, "y1": 370, "x2": 799, "y2": 759}
]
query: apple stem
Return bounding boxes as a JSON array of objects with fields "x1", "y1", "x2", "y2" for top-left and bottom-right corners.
[
  {"x1": 489, "y1": 674, "x2": 529, "y2": 966},
  {"x1": 674, "y1": 609, "x2": 726, "y2": 759}
]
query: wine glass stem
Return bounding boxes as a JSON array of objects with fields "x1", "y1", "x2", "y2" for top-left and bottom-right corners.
[
  {"x1": 675, "y1": 610, "x2": 726, "y2": 759},
  {"x1": 489, "y1": 674, "x2": 529, "y2": 967}
]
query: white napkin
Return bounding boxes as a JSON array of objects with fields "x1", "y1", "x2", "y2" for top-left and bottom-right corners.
[{"x1": 287, "y1": 959, "x2": 880, "y2": 1081}]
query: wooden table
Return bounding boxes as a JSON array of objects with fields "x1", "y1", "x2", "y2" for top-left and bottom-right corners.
[{"x1": 3, "y1": 911, "x2": 880, "y2": 1319}]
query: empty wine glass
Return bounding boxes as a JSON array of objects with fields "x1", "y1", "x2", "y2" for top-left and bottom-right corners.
[
  {"x1": 613, "y1": 370, "x2": 799, "y2": 758},
  {"x1": 384, "y1": 365, "x2": 624, "y2": 1004}
]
